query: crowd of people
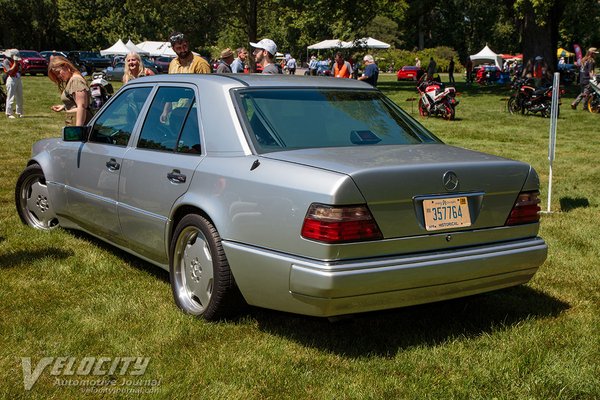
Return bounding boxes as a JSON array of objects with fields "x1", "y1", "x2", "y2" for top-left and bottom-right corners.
[{"x1": 3, "y1": 33, "x2": 598, "y2": 121}]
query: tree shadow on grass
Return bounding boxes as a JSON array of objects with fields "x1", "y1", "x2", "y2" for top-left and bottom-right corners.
[
  {"x1": 0, "y1": 247, "x2": 74, "y2": 268},
  {"x1": 249, "y1": 286, "x2": 569, "y2": 357},
  {"x1": 560, "y1": 197, "x2": 589, "y2": 212}
]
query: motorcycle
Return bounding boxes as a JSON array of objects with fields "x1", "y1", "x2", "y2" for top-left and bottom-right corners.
[
  {"x1": 586, "y1": 74, "x2": 600, "y2": 113},
  {"x1": 416, "y1": 76, "x2": 459, "y2": 120},
  {"x1": 89, "y1": 72, "x2": 113, "y2": 114},
  {"x1": 507, "y1": 77, "x2": 563, "y2": 118}
]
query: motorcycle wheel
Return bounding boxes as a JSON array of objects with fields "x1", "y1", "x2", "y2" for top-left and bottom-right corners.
[
  {"x1": 587, "y1": 96, "x2": 600, "y2": 113},
  {"x1": 507, "y1": 96, "x2": 521, "y2": 115},
  {"x1": 443, "y1": 105, "x2": 455, "y2": 120},
  {"x1": 418, "y1": 98, "x2": 428, "y2": 117}
]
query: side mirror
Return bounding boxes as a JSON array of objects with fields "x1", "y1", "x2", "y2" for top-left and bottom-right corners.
[{"x1": 63, "y1": 126, "x2": 89, "y2": 142}]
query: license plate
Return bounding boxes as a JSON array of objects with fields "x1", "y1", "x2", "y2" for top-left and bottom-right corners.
[{"x1": 423, "y1": 197, "x2": 471, "y2": 231}]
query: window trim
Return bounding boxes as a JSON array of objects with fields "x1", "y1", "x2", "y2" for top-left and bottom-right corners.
[{"x1": 88, "y1": 85, "x2": 155, "y2": 147}]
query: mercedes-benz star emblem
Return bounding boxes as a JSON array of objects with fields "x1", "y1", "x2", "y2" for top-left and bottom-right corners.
[{"x1": 443, "y1": 171, "x2": 459, "y2": 191}]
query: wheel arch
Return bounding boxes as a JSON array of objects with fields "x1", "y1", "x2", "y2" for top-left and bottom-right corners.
[{"x1": 167, "y1": 203, "x2": 219, "y2": 260}]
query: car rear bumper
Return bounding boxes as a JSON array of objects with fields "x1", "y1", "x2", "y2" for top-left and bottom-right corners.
[{"x1": 223, "y1": 237, "x2": 547, "y2": 317}]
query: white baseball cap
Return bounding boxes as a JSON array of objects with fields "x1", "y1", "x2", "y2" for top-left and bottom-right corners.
[
  {"x1": 4, "y1": 49, "x2": 21, "y2": 60},
  {"x1": 250, "y1": 39, "x2": 277, "y2": 56}
]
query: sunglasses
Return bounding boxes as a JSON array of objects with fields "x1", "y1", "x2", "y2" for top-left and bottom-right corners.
[{"x1": 170, "y1": 33, "x2": 185, "y2": 42}]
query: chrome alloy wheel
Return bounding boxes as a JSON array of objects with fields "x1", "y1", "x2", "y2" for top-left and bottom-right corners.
[
  {"x1": 18, "y1": 169, "x2": 59, "y2": 230},
  {"x1": 172, "y1": 226, "x2": 214, "y2": 315}
]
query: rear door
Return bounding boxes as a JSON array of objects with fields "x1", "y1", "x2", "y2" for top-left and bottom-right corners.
[{"x1": 118, "y1": 85, "x2": 204, "y2": 263}]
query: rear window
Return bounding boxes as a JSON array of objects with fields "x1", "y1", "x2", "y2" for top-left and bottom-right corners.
[{"x1": 236, "y1": 89, "x2": 439, "y2": 153}]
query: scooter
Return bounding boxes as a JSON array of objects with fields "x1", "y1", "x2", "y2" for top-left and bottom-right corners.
[
  {"x1": 416, "y1": 76, "x2": 459, "y2": 120},
  {"x1": 89, "y1": 72, "x2": 113, "y2": 114}
]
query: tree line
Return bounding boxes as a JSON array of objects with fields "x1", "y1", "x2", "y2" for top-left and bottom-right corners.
[{"x1": 1, "y1": 0, "x2": 599, "y2": 68}]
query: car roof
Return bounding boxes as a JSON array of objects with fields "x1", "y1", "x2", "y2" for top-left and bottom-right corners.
[{"x1": 127, "y1": 74, "x2": 375, "y2": 89}]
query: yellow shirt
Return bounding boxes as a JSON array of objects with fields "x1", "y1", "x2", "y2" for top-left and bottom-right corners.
[{"x1": 168, "y1": 55, "x2": 211, "y2": 74}]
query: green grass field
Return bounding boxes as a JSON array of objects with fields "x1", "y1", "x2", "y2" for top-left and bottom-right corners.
[{"x1": 0, "y1": 74, "x2": 598, "y2": 399}]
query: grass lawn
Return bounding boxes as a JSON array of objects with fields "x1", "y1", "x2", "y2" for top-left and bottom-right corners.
[{"x1": 0, "y1": 74, "x2": 598, "y2": 399}]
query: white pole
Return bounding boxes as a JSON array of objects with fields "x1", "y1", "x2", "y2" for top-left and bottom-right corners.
[{"x1": 545, "y1": 72, "x2": 560, "y2": 213}]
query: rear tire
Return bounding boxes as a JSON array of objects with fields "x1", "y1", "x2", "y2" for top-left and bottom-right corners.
[
  {"x1": 443, "y1": 104, "x2": 455, "y2": 120},
  {"x1": 169, "y1": 214, "x2": 243, "y2": 320},
  {"x1": 15, "y1": 164, "x2": 59, "y2": 230}
]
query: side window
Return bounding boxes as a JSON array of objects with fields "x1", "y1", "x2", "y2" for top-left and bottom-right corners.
[
  {"x1": 138, "y1": 87, "x2": 195, "y2": 152},
  {"x1": 176, "y1": 102, "x2": 201, "y2": 154},
  {"x1": 89, "y1": 87, "x2": 151, "y2": 146}
]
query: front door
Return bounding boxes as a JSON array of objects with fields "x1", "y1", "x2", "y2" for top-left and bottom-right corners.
[{"x1": 66, "y1": 86, "x2": 152, "y2": 244}]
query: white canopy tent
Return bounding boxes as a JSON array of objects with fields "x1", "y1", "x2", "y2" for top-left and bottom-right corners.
[
  {"x1": 307, "y1": 39, "x2": 350, "y2": 50},
  {"x1": 100, "y1": 39, "x2": 150, "y2": 56},
  {"x1": 136, "y1": 41, "x2": 176, "y2": 57},
  {"x1": 125, "y1": 40, "x2": 149, "y2": 56},
  {"x1": 470, "y1": 45, "x2": 502, "y2": 68},
  {"x1": 100, "y1": 39, "x2": 130, "y2": 56},
  {"x1": 347, "y1": 37, "x2": 391, "y2": 49}
]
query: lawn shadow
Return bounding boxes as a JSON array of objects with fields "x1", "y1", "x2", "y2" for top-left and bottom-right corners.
[
  {"x1": 250, "y1": 286, "x2": 569, "y2": 358},
  {"x1": 560, "y1": 197, "x2": 589, "y2": 212},
  {"x1": 0, "y1": 247, "x2": 74, "y2": 268},
  {"x1": 68, "y1": 230, "x2": 170, "y2": 283}
]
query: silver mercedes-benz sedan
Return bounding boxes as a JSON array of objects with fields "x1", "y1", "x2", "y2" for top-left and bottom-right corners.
[{"x1": 15, "y1": 75, "x2": 547, "y2": 320}]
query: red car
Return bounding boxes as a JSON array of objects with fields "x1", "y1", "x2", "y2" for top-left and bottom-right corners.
[
  {"x1": 475, "y1": 65, "x2": 501, "y2": 84},
  {"x1": 397, "y1": 66, "x2": 424, "y2": 81},
  {"x1": 18, "y1": 50, "x2": 48, "y2": 76}
]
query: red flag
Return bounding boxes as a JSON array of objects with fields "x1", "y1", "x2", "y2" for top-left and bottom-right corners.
[{"x1": 574, "y1": 44, "x2": 582, "y2": 66}]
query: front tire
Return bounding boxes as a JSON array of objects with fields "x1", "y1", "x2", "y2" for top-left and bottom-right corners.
[
  {"x1": 15, "y1": 164, "x2": 59, "y2": 230},
  {"x1": 418, "y1": 98, "x2": 428, "y2": 117},
  {"x1": 507, "y1": 96, "x2": 521, "y2": 114},
  {"x1": 169, "y1": 214, "x2": 242, "y2": 320},
  {"x1": 587, "y1": 95, "x2": 600, "y2": 113}
]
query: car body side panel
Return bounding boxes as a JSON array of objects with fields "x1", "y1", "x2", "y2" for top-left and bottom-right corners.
[
  {"x1": 63, "y1": 143, "x2": 128, "y2": 244},
  {"x1": 169, "y1": 155, "x2": 365, "y2": 252},
  {"x1": 118, "y1": 149, "x2": 204, "y2": 263}
]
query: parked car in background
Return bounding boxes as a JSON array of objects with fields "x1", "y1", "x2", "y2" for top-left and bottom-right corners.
[
  {"x1": 557, "y1": 63, "x2": 577, "y2": 85},
  {"x1": 154, "y1": 56, "x2": 174, "y2": 73},
  {"x1": 103, "y1": 59, "x2": 159, "y2": 81},
  {"x1": 39, "y1": 51, "x2": 68, "y2": 62},
  {"x1": 397, "y1": 66, "x2": 425, "y2": 81},
  {"x1": 475, "y1": 65, "x2": 501, "y2": 85},
  {"x1": 67, "y1": 51, "x2": 112, "y2": 75},
  {"x1": 18, "y1": 50, "x2": 48, "y2": 75},
  {"x1": 15, "y1": 75, "x2": 547, "y2": 320}
]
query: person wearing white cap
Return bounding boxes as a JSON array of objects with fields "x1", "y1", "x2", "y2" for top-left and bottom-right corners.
[
  {"x1": 250, "y1": 39, "x2": 282, "y2": 74},
  {"x1": 572, "y1": 47, "x2": 597, "y2": 110},
  {"x1": 2, "y1": 49, "x2": 24, "y2": 118}
]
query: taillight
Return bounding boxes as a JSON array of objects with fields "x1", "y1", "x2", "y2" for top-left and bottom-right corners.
[
  {"x1": 505, "y1": 191, "x2": 541, "y2": 225},
  {"x1": 301, "y1": 204, "x2": 383, "y2": 243}
]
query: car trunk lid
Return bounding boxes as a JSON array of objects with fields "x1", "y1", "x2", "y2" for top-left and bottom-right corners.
[{"x1": 262, "y1": 145, "x2": 531, "y2": 238}]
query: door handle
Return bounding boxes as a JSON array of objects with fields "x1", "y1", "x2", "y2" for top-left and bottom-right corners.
[
  {"x1": 106, "y1": 158, "x2": 120, "y2": 171},
  {"x1": 167, "y1": 169, "x2": 186, "y2": 184}
]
